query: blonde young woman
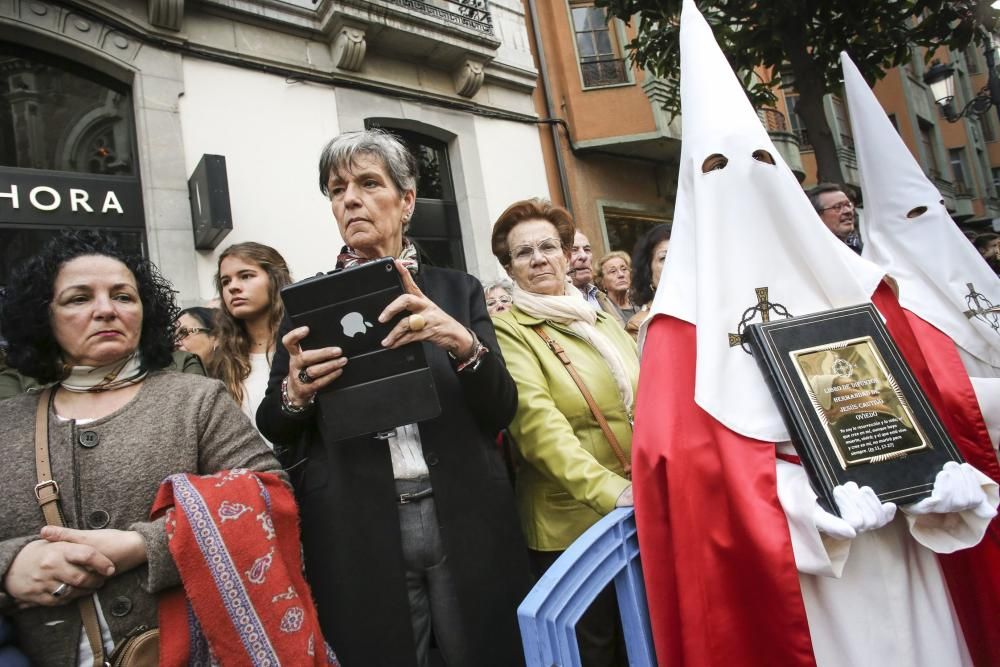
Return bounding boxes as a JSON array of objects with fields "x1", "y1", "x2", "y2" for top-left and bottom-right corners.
[{"x1": 211, "y1": 243, "x2": 292, "y2": 444}]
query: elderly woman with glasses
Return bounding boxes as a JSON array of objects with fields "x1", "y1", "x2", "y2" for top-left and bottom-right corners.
[
  {"x1": 173, "y1": 306, "x2": 219, "y2": 367},
  {"x1": 483, "y1": 278, "x2": 514, "y2": 315},
  {"x1": 256, "y1": 129, "x2": 530, "y2": 667},
  {"x1": 490, "y1": 198, "x2": 639, "y2": 666}
]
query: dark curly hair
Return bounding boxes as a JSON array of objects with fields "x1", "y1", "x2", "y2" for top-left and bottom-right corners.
[
  {"x1": 629, "y1": 224, "x2": 672, "y2": 308},
  {"x1": 0, "y1": 230, "x2": 179, "y2": 384}
]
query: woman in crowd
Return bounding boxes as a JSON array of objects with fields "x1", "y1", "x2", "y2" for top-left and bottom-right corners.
[
  {"x1": 174, "y1": 306, "x2": 219, "y2": 367},
  {"x1": 596, "y1": 251, "x2": 635, "y2": 322},
  {"x1": 212, "y1": 242, "x2": 291, "y2": 444},
  {"x1": 257, "y1": 129, "x2": 531, "y2": 667},
  {"x1": 0, "y1": 231, "x2": 281, "y2": 665},
  {"x1": 490, "y1": 198, "x2": 639, "y2": 667},
  {"x1": 483, "y1": 278, "x2": 514, "y2": 315},
  {"x1": 625, "y1": 224, "x2": 671, "y2": 338}
]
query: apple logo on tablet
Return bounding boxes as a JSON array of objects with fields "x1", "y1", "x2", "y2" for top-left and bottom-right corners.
[{"x1": 341, "y1": 312, "x2": 373, "y2": 338}]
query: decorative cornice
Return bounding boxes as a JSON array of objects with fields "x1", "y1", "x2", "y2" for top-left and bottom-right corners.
[
  {"x1": 454, "y1": 57, "x2": 485, "y2": 98},
  {"x1": 331, "y1": 21, "x2": 366, "y2": 72},
  {"x1": 148, "y1": 0, "x2": 183, "y2": 31}
]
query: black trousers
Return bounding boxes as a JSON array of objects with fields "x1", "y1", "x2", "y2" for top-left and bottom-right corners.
[{"x1": 528, "y1": 549, "x2": 628, "y2": 667}]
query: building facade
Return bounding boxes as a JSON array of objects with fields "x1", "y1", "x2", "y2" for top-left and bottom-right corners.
[
  {"x1": 0, "y1": 0, "x2": 552, "y2": 304},
  {"x1": 771, "y1": 42, "x2": 1000, "y2": 234},
  {"x1": 521, "y1": 0, "x2": 679, "y2": 259}
]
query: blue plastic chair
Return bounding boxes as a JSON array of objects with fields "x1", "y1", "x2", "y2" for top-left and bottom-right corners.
[{"x1": 518, "y1": 507, "x2": 657, "y2": 667}]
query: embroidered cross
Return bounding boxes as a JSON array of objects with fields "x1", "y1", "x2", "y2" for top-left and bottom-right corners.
[
  {"x1": 962, "y1": 283, "x2": 1000, "y2": 335},
  {"x1": 728, "y1": 287, "x2": 792, "y2": 353}
]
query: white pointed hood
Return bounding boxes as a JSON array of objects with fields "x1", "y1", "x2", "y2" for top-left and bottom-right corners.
[
  {"x1": 647, "y1": 0, "x2": 885, "y2": 442},
  {"x1": 842, "y1": 52, "x2": 1000, "y2": 370}
]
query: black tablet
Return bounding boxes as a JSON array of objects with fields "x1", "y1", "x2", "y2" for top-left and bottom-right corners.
[{"x1": 280, "y1": 258, "x2": 441, "y2": 441}]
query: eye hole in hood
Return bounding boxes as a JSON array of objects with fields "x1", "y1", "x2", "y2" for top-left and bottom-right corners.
[
  {"x1": 906, "y1": 205, "x2": 928, "y2": 219},
  {"x1": 751, "y1": 149, "x2": 775, "y2": 165},
  {"x1": 702, "y1": 154, "x2": 728, "y2": 173}
]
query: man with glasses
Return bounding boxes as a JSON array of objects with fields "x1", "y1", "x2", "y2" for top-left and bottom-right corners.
[{"x1": 808, "y1": 182, "x2": 863, "y2": 254}]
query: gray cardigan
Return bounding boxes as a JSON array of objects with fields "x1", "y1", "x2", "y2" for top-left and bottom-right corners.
[{"x1": 0, "y1": 371, "x2": 281, "y2": 666}]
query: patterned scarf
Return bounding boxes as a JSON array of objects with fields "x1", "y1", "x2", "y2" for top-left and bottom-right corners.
[
  {"x1": 153, "y1": 470, "x2": 339, "y2": 666},
  {"x1": 60, "y1": 351, "x2": 147, "y2": 393},
  {"x1": 335, "y1": 238, "x2": 420, "y2": 275}
]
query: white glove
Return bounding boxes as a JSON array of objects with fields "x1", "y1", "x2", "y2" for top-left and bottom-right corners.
[
  {"x1": 813, "y1": 482, "x2": 897, "y2": 540},
  {"x1": 615, "y1": 484, "x2": 634, "y2": 507},
  {"x1": 902, "y1": 462, "x2": 997, "y2": 520}
]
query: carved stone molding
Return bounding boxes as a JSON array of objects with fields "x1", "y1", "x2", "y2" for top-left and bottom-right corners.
[
  {"x1": 453, "y1": 58, "x2": 485, "y2": 98},
  {"x1": 331, "y1": 23, "x2": 366, "y2": 72},
  {"x1": 149, "y1": 0, "x2": 183, "y2": 31}
]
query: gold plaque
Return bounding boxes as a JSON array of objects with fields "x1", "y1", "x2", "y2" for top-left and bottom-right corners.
[{"x1": 790, "y1": 336, "x2": 931, "y2": 469}]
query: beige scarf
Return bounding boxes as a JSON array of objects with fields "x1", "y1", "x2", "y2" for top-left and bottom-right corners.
[{"x1": 513, "y1": 283, "x2": 636, "y2": 413}]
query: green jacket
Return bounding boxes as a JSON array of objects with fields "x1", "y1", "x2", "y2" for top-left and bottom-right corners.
[{"x1": 493, "y1": 305, "x2": 639, "y2": 551}]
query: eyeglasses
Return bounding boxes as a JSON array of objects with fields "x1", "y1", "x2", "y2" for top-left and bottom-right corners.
[
  {"x1": 175, "y1": 327, "x2": 211, "y2": 343},
  {"x1": 486, "y1": 296, "x2": 513, "y2": 308},
  {"x1": 820, "y1": 200, "x2": 854, "y2": 213},
  {"x1": 510, "y1": 238, "x2": 563, "y2": 264}
]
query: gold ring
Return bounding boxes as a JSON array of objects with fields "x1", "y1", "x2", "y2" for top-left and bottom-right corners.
[{"x1": 409, "y1": 313, "x2": 426, "y2": 332}]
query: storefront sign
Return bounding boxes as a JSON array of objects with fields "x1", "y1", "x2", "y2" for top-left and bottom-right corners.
[{"x1": 0, "y1": 167, "x2": 143, "y2": 227}]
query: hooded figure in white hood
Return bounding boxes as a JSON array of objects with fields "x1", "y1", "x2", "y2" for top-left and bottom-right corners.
[
  {"x1": 631, "y1": 3, "x2": 1000, "y2": 666},
  {"x1": 841, "y1": 51, "x2": 1000, "y2": 451}
]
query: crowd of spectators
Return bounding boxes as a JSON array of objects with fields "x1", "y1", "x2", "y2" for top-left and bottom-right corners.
[{"x1": 0, "y1": 127, "x2": 996, "y2": 667}]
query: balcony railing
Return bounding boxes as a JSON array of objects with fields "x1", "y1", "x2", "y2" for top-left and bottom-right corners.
[
  {"x1": 380, "y1": 0, "x2": 494, "y2": 35},
  {"x1": 759, "y1": 107, "x2": 789, "y2": 132},
  {"x1": 793, "y1": 128, "x2": 812, "y2": 151},
  {"x1": 581, "y1": 58, "x2": 629, "y2": 88}
]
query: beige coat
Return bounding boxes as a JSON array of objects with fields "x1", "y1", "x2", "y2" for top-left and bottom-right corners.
[{"x1": 0, "y1": 372, "x2": 280, "y2": 666}]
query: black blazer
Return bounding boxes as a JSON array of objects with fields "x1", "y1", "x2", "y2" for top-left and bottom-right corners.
[{"x1": 257, "y1": 266, "x2": 531, "y2": 667}]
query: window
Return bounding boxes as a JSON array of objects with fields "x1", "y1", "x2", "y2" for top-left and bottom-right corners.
[
  {"x1": 365, "y1": 122, "x2": 465, "y2": 271},
  {"x1": 981, "y1": 114, "x2": 997, "y2": 142},
  {"x1": 603, "y1": 210, "x2": 668, "y2": 255},
  {"x1": 965, "y1": 45, "x2": 981, "y2": 74},
  {"x1": 918, "y1": 120, "x2": 941, "y2": 179},
  {"x1": 0, "y1": 43, "x2": 144, "y2": 290},
  {"x1": 784, "y1": 91, "x2": 811, "y2": 151},
  {"x1": 571, "y1": 3, "x2": 628, "y2": 88},
  {"x1": 831, "y1": 96, "x2": 853, "y2": 150},
  {"x1": 0, "y1": 43, "x2": 136, "y2": 175},
  {"x1": 991, "y1": 167, "x2": 1000, "y2": 192},
  {"x1": 950, "y1": 147, "x2": 970, "y2": 195}
]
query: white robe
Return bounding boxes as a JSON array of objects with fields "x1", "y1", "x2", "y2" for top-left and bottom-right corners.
[{"x1": 775, "y1": 446, "x2": 998, "y2": 667}]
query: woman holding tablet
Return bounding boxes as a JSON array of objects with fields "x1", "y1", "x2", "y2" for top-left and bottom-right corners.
[{"x1": 257, "y1": 129, "x2": 530, "y2": 667}]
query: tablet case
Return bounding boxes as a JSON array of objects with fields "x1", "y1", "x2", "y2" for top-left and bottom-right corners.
[{"x1": 280, "y1": 258, "x2": 441, "y2": 441}]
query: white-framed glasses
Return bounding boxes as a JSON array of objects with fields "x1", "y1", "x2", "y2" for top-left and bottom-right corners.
[{"x1": 510, "y1": 237, "x2": 563, "y2": 264}]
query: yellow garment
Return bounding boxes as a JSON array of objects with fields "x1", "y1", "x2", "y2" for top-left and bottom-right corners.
[{"x1": 493, "y1": 305, "x2": 638, "y2": 550}]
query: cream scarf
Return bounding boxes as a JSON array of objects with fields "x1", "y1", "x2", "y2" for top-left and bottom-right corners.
[
  {"x1": 513, "y1": 283, "x2": 636, "y2": 413},
  {"x1": 61, "y1": 351, "x2": 147, "y2": 393}
]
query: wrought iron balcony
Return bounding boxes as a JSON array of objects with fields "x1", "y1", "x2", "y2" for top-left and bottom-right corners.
[{"x1": 379, "y1": 0, "x2": 494, "y2": 35}]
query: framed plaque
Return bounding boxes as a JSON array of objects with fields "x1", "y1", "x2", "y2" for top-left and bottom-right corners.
[{"x1": 746, "y1": 303, "x2": 963, "y2": 514}]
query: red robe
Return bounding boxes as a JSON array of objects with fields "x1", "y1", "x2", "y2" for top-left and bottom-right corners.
[{"x1": 633, "y1": 284, "x2": 1000, "y2": 667}]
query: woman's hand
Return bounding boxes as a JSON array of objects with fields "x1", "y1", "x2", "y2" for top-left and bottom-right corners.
[
  {"x1": 380, "y1": 261, "x2": 475, "y2": 359},
  {"x1": 40, "y1": 527, "x2": 147, "y2": 574},
  {"x1": 282, "y1": 326, "x2": 348, "y2": 405},
  {"x1": 3, "y1": 539, "x2": 116, "y2": 607}
]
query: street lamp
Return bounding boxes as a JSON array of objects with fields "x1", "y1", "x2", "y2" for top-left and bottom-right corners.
[{"x1": 924, "y1": 43, "x2": 1000, "y2": 124}]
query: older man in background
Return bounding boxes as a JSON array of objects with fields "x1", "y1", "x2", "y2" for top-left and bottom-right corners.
[
  {"x1": 570, "y1": 230, "x2": 626, "y2": 326},
  {"x1": 808, "y1": 183, "x2": 863, "y2": 254}
]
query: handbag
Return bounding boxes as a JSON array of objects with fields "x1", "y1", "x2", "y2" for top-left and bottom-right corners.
[
  {"x1": 33, "y1": 387, "x2": 160, "y2": 666},
  {"x1": 531, "y1": 327, "x2": 632, "y2": 480}
]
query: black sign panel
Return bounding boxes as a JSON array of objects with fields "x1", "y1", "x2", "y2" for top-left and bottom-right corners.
[{"x1": 0, "y1": 166, "x2": 144, "y2": 228}]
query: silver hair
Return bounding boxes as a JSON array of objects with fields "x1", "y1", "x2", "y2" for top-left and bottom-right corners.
[
  {"x1": 318, "y1": 129, "x2": 418, "y2": 197},
  {"x1": 482, "y1": 278, "x2": 514, "y2": 296}
]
